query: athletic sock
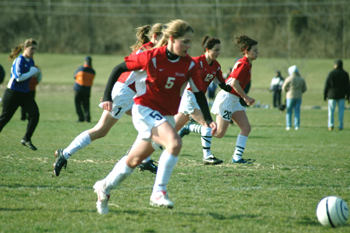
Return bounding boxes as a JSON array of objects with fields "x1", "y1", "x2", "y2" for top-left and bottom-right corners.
[
  {"x1": 104, "y1": 156, "x2": 134, "y2": 193},
  {"x1": 63, "y1": 130, "x2": 91, "y2": 160},
  {"x1": 189, "y1": 123, "x2": 201, "y2": 134},
  {"x1": 153, "y1": 150, "x2": 178, "y2": 194},
  {"x1": 233, "y1": 135, "x2": 248, "y2": 161},
  {"x1": 142, "y1": 156, "x2": 151, "y2": 163},
  {"x1": 201, "y1": 127, "x2": 212, "y2": 158}
]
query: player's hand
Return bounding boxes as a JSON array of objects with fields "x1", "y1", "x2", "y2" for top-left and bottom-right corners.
[
  {"x1": 208, "y1": 121, "x2": 217, "y2": 135},
  {"x1": 244, "y1": 96, "x2": 255, "y2": 106},
  {"x1": 101, "y1": 101, "x2": 113, "y2": 112}
]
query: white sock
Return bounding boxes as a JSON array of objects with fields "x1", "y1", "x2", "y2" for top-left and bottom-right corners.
[
  {"x1": 201, "y1": 127, "x2": 212, "y2": 158},
  {"x1": 104, "y1": 156, "x2": 134, "y2": 193},
  {"x1": 153, "y1": 151, "x2": 178, "y2": 194},
  {"x1": 233, "y1": 135, "x2": 248, "y2": 161},
  {"x1": 63, "y1": 130, "x2": 91, "y2": 160},
  {"x1": 189, "y1": 123, "x2": 201, "y2": 134},
  {"x1": 142, "y1": 156, "x2": 151, "y2": 163}
]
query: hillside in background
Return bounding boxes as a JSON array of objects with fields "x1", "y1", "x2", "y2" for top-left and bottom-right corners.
[{"x1": 1, "y1": 0, "x2": 349, "y2": 58}]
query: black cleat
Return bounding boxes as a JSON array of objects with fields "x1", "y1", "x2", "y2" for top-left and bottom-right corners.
[
  {"x1": 138, "y1": 160, "x2": 158, "y2": 174},
  {"x1": 21, "y1": 139, "x2": 37, "y2": 150},
  {"x1": 53, "y1": 149, "x2": 67, "y2": 176}
]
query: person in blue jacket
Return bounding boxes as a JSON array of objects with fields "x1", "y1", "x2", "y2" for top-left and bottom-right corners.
[{"x1": 0, "y1": 39, "x2": 40, "y2": 150}]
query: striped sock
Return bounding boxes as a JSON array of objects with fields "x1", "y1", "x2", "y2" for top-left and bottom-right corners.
[{"x1": 233, "y1": 135, "x2": 248, "y2": 161}]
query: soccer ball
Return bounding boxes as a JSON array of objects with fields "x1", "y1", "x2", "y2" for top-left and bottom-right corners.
[{"x1": 316, "y1": 196, "x2": 349, "y2": 227}]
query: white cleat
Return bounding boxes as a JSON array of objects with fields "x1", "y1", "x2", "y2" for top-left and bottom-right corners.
[
  {"x1": 150, "y1": 191, "x2": 174, "y2": 209},
  {"x1": 93, "y1": 180, "x2": 110, "y2": 215}
]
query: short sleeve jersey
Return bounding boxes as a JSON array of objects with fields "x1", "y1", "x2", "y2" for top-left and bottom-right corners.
[
  {"x1": 187, "y1": 54, "x2": 225, "y2": 93},
  {"x1": 118, "y1": 42, "x2": 155, "y2": 92},
  {"x1": 7, "y1": 55, "x2": 35, "y2": 93},
  {"x1": 125, "y1": 45, "x2": 204, "y2": 116},
  {"x1": 226, "y1": 56, "x2": 251, "y2": 97}
]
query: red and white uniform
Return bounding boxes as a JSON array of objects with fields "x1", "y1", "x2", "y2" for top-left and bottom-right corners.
[
  {"x1": 226, "y1": 56, "x2": 251, "y2": 97},
  {"x1": 125, "y1": 45, "x2": 205, "y2": 116}
]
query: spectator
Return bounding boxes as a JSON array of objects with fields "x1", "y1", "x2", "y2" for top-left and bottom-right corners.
[
  {"x1": 20, "y1": 65, "x2": 42, "y2": 120},
  {"x1": 324, "y1": 59, "x2": 350, "y2": 131},
  {"x1": 74, "y1": 56, "x2": 95, "y2": 122},
  {"x1": 0, "y1": 64, "x2": 5, "y2": 84},
  {"x1": 270, "y1": 70, "x2": 284, "y2": 108},
  {"x1": 282, "y1": 65, "x2": 307, "y2": 130}
]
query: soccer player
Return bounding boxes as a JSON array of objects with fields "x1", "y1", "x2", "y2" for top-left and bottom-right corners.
[
  {"x1": 93, "y1": 19, "x2": 217, "y2": 214},
  {"x1": 0, "y1": 39, "x2": 40, "y2": 150},
  {"x1": 53, "y1": 23, "x2": 164, "y2": 176},
  {"x1": 175, "y1": 36, "x2": 232, "y2": 165},
  {"x1": 209, "y1": 35, "x2": 258, "y2": 164}
]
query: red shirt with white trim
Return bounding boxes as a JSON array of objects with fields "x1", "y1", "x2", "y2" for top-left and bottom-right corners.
[
  {"x1": 187, "y1": 54, "x2": 225, "y2": 94},
  {"x1": 125, "y1": 45, "x2": 205, "y2": 116},
  {"x1": 226, "y1": 56, "x2": 251, "y2": 97}
]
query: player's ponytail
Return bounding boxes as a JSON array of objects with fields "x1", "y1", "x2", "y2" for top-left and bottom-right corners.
[
  {"x1": 9, "y1": 38, "x2": 37, "y2": 61},
  {"x1": 234, "y1": 35, "x2": 257, "y2": 54},
  {"x1": 130, "y1": 25, "x2": 151, "y2": 51}
]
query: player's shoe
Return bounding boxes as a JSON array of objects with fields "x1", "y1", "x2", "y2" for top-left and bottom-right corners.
[
  {"x1": 21, "y1": 139, "x2": 37, "y2": 150},
  {"x1": 150, "y1": 191, "x2": 174, "y2": 208},
  {"x1": 93, "y1": 180, "x2": 110, "y2": 215},
  {"x1": 203, "y1": 155, "x2": 223, "y2": 165},
  {"x1": 138, "y1": 160, "x2": 158, "y2": 174},
  {"x1": 53, "y1": 149, "x2": 67, "y2": 176},
  {"x1": 231, "y1": 158, "x2": 253, "y2": 164},
  {"x1": 178, "y1": 123, "x2": 191, "y2": 138}
]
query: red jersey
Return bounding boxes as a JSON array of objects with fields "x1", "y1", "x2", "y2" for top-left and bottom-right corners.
[
  {"x1": 125, "y1": 45, "x2": 205, "y2": 116},
  {"x1": 226, "y1": 56, "x2": 251, "y2": 97},
  {"x1": 118, "y1": 42, "x2": 155, "y2": 92},
  {"x1": 187, "y1": 55, "x2": 225, "y2": 93}
]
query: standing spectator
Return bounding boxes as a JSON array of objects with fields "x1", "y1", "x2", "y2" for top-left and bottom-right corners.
[
  {"x1": 20, "y1": 65, "x2": 42, "y2": 120},
  {"x1": 270, "y1": 70, "x2": 284, "y2": 108},
  {"x1": 74, "y1": 56, "x2": 95, "y2": 122},
  {"x1": 282, "y1": 65, "x2": 307, "y2": 131},
  {"x1": 0, "y1": 38, "x2": 40, "y2": 150},
  {"x1": 324, "y1": 59, "x2": 350, "y2": 131}
]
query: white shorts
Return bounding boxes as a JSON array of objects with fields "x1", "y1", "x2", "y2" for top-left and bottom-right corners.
[
  {"x1": 211, "y1": 90, "x2": 246, "y2": 121},
  {"x1": 132, "y1": 105, "x2": 175, "y2": 142},
  {"x1": 178, "y1": 90, "x2": 200, "y2": 115},
  {"x1": 99, "y1": 81, "x2": 135, "y2": 119}
]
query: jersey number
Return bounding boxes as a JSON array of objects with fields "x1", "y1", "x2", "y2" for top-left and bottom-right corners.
[
  {"x1": 150, "y1": 111, "x2": 163, "y2": 120},
  {"x1": 204, "y1": 74, "x2": 214, "y2": 82},
  {"x1": 165, "y1": 77, "x2": 176, "y2": 89},
  {"x1": 223, "y1": 110, "x2": 232, "y2": 120}
]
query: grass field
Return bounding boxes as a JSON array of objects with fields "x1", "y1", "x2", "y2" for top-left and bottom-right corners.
[{"x1": 0, "y1": 54, "x2": 349, "y2": 232}]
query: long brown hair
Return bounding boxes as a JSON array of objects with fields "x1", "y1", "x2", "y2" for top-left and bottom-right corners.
[
  {"x1": 130, "y1": 23, "x2": 165, "y2": 51},
  {"x1": 8, "y1": 38, "x2": 37, "y2": 61},
  {"x1": 234, "y1": 35, "x2": 257, "y2": 55},
  {"x1": 202, "y1": 36, "x2": 220, "y2": 53}
]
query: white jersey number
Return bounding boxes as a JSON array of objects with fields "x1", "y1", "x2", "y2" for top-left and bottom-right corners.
[
  {"x1": 165, "y1": 77, "x2": 176, "y2": 89},
  {"x1": 204, "y1": 74, "x2": 214, "y2": 82}
]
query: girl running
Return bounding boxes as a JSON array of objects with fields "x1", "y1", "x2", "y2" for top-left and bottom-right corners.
[
  {"x1": 93, "y1": 19, "x2": 216, "y2": 214},
  {"x1": 53, "y1": 23, "x2": 164, "y2": 176}
]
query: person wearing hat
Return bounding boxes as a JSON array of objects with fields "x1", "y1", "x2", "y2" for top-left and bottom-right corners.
[
  {"x1": 269, "y1": 70, "x2": 284, "y2": 108},
  {"x1": 282, "y1": 65, "x2": 307, "y2": 130},
  {"x1": 324, "y1": 59, "x2": 350, "y2": 131},
  {"x1": 74, "y1": 56, "x2": 95, "y2": 122}
]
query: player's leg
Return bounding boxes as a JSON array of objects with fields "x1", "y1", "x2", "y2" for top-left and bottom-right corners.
[{"x1": 231, "y1": 111, "x2": 251, "y2": 163}]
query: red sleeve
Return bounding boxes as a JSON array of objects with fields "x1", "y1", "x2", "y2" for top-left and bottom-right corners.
[
  {"x1": 231, "y1": 62, "x2": 249, "y2": 83},
  {"x1": 215, "y1": 63, "x2": 225, "y2": 83},
  {"x1": 124, "y1": 50, "x2": 149, "y2": 71},
  {"x1": 188, "y1": 62, "x2": 206, "y2": 92}
]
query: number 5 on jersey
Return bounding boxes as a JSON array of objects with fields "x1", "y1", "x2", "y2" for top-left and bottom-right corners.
[{"x1": 165, "y1": 77, "x2": 176, "y2": 89}]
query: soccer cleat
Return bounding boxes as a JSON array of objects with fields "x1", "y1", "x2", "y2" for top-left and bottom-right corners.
[
  {"x1": 203, "y1": 155, "x2": 223, "y2": 165},
  {"x1": 150, "y1": 191, "x2": 174, "y2": 208},
  {"x1": 178, "y1": 123, "x2": 191, "y2": 138},
  {"x1": 53, "y1": 149, "x2": 67, "y2": 176},
  {"x1": 93, "y1": 180, "x2": 110, "y2": 215},
  {"x1": 21, "y1": 139, "x2": 37, "y2": 150},
  {"x1": 231, "y1": 158, "x2": 253, "y2": 164},
  {"x1": 138, "y1": 160, "x2": 158, "y2": 174},
  {"x1": 328, "y1": 127, "x2": 334, "y2": 131},
  {"x1": 286, "y1": 127, "x2": 291, "y2": 131}
]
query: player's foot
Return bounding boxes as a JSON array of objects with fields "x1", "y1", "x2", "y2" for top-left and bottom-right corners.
[
  {"x1": 93, "y1": 180, "x2": 110, "y2": 215},
  {"x1": 21, "y1": 139, "x2": 37, "y2": 150},
  {"x1": 150, "y1": 191, "x2": 174, "y2": 208},
  {"x1": 53, "y1": 149, "x2": 67, "y2": 176},
  {"x1": 328, "y1": 127, "x2": 334, "y2": 131},
  {"x1": 203, "y1": 155, "x2": 223, "y2": 165},
  {"x1": 231, "y1": 158, "x2": 253, "y2": 164},
  {"x1": 178, "y1": 123, "x2": 191, "y2": 138},
  {"x1": 138, "y1": 160, "x2": 158, "y2": 174}
]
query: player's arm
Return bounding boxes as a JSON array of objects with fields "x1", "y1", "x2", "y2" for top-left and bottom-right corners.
[
  {"x1": 215, "y1": 67, "x2": 232, "y2": 92},
  {"x1": 16, "y1": 65, "x2": 38, "y2": 82},
  {"x1": 231, "y1": 79, "x2": 255, "y2": 105},
  {"x1": 218, "y1": 82, "x2": 232, "y2": 92}
]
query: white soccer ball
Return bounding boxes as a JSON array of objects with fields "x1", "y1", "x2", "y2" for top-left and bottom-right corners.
[{"x1": 316, "y1": 196, "x2": 349, "y2": 227}]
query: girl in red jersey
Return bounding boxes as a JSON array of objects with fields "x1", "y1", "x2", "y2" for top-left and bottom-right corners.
[
  {"x1": 53, "y1": 24, "x2": 164, "y2": 177},
  {"x1": 93, "y1": 19, "x2": 217, "y2": 214},
  {"x1": 211, "y1": 35, "x2": 258, "y2": 164},
  {"x1": 175, "y1": 36, "x2": 232, "y2": 165}
]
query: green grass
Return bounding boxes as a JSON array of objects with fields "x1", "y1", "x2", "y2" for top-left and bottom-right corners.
[{"x1": 0, "y1": 54, "x2": 350, "y2": 232}]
